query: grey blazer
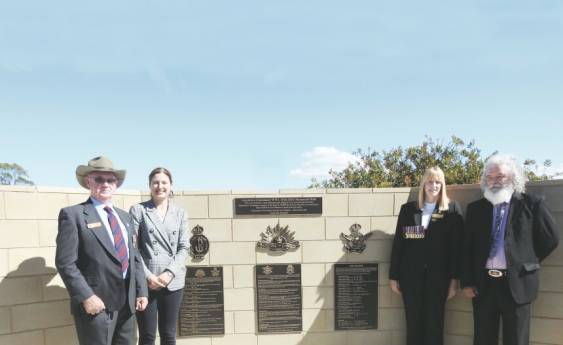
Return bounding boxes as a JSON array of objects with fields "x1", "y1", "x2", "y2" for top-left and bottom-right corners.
[{"x1": 130, "y1": 200, "x2": 189, "y2": 291}]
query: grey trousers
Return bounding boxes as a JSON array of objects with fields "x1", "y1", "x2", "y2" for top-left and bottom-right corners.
[{"x1": 73, "y1": 304, "x2": 136, "y2": 345}]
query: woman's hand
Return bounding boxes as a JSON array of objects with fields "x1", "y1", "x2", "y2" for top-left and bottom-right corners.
[
  {"x1": 157, "y1": 271, "x2": 173, "y2": 286},
  {"x1": 390, "y1": 279, "x2": 401, "y2": 295},
  {"x1": 147, "y1": 274, "x2": 166, "y2": 290},
  {"x1": 447, "y1": 279, "x2": 459, "y2": 300}
]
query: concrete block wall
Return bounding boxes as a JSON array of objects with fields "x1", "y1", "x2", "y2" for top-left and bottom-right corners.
[{"x1": 0, "y1": 181, "x2": 562, "y2": 345}]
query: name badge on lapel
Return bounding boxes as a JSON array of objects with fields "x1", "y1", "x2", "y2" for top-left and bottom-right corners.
[
  {"x1": 431, "y1": 213, "x2": 444, "y2": 222},
  {"x1": 87, "y1": 222, "x2": 102, "y2": 229},
  {"x1": 402, "y1": 225, "x2": 426, "y2": 239}
]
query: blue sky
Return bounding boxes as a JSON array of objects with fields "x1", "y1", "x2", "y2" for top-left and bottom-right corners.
[{"x1": 1, "y1": 0, "x2": 562, "y2": 190}]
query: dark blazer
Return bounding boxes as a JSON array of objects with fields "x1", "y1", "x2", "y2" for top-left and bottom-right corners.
[
  {"x1": 461, "y1": 193, "x2": 559, "y2": 304},
  {"x1": 55, "y1": 199, "x2": 148, "y2": 313},
  {"x1": 390, "y1": 201, "x2": 464, "y2": 284}
]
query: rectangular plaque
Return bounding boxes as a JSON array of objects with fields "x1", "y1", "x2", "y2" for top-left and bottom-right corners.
[
  {"x1": 334, "y1": 263, "x2": 378, "y2": 330},
  {"x1": 255, "y1": 264, "x2": 302, "y2": 333},
  {"x1": 235, "y1": 197, "x2": 322, "y2": 216},
  {"x1": 179, "y1": 266, "x2": 224, "y2": 336}
]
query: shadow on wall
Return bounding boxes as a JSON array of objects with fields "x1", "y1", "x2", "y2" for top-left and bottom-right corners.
[
  {"x1": 295, "y1": 188, "x2": 419, "y2": 345},
  {"x1": 295, "y1": 186, "x2": 491, "y2": 345},
  {"x1": 0, "y1": 257, "x2": 73, "y2": 340}
]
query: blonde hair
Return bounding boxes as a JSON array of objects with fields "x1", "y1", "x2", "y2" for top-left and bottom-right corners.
[{"x1": 418, "y1": 166, "x2": 450, "y2": 211}]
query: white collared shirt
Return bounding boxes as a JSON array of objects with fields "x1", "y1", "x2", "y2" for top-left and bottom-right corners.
[
  {"x1": 421, "y1": 202, "x2": 436, "y2": 229},
  {"x1": 90, "y1": 197, "x2": 130, "y2": 254}
]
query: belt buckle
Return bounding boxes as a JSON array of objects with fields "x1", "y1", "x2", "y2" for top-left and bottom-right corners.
[{"x1": 488, "y1": 269, "x2": 503, "y2": 277}]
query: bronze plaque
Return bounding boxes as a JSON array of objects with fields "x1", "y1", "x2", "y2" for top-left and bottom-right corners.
[
  {"x1": 334, "y1": 263, "x2": 378, "y2": 330},
  {"x1": 178, "y1": 266, "x2": 224, "y2": 336},
  {"x1": 255, "y1": 264, "x2": 302, "y2": 333},
  {"x1": 235, "y1": 197, "x2": 322, "y2": 215}
]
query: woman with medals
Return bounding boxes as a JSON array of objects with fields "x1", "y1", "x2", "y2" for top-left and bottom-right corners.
[{"x1": 389, "y1": 166, "x2": 464, "y2": 345}]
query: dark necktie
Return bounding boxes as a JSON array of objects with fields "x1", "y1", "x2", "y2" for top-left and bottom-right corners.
[
  {"x1": 489, "y1": 203, "x2": 507, "y2": 257},
  {"x1": 104, "y1": 206, "x2": 129, "y2": 275}
]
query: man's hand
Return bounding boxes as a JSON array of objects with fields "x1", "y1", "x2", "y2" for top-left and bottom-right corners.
[
  {"x1": 390, "y1": 279, "x2": 401, "y2": 295},
  {"x1": 463, "y1": 286, "x2": 478, "y2": 298},
  {"x1": 136, "y1": 297, "x2": 148, "y2": 311},
  {"x1": 447, "y1": 279, "x2": 459, "y2": 300},
  {"x1": 147, "y1": 274, "x2": 166, "y2": 290},
  {"x1": 82, "y1": 295, "x2": 106, "y2": 315}
]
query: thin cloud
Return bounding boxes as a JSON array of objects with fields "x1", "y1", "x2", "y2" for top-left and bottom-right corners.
[
  {"x1": 290, "y1": 146, "x2": 360, "y2": 179},
  {"x1": 0, "y1": 62, "x2": 32, "y2": 73},
  {"x1": 147, "y1": 67, "x2": 173, "y2": 93}
]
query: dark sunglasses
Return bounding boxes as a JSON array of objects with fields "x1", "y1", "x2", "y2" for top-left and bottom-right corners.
[{"x1": 90, "y1": 176, "x2": 118, "y2": 184}]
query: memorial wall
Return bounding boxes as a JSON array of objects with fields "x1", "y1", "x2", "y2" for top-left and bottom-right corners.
[{"x1": 0, "y1": 181, "x2": 562, "y2": 345}]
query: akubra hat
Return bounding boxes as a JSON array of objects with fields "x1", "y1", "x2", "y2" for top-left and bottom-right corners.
[{"x1": 75, "y1": 156, "x2": 126, "y2": 189}]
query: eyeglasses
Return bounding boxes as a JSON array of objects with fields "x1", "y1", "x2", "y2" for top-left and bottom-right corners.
[
  {"x1": 486, "y1": 174, "x2": 508, "y2": 182},
  {"x1": 90, "y1": 176, "x2": 118, "y2": 184}
]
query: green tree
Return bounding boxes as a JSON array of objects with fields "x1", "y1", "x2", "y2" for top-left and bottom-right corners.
[
  {"x1": 309, "y1": 136, "x2": 554, "y2": 188},
  {"x1": 0, "y1": 163, "x2": 34, "y2": 185},
  {"x1": 523, "y1": 159, "x2": 560, "y2": 181}
]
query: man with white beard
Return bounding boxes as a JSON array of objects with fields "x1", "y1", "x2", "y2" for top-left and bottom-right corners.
[{"x1": 461, "y1": 154, "x2": 559, "y2": 345}]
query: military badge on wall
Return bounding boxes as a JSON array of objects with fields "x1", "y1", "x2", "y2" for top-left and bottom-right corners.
[
  {"x1": 340, "y1": 223, "x2": 372, "y2": 253},
  {"x1": 189, "y1": 225, "x2": 210, "y2": 260},
  {"x1": 256, "y1": 223, "x2": 300, "y2": 252}
]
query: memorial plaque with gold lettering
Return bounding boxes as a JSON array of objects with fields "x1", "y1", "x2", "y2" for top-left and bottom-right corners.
[
  {"x1": 334, "y1": 263, "x2": 378, "y2": 330},
  {"x1": 255, "y1": 264, "x2": 302, "y2": 333},
  {"x1": 179, "y1": 266, "x2": 224, "y2": 336}
]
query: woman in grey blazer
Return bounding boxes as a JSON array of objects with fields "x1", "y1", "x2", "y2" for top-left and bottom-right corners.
[{"x1": 130, "y1": 167, "x2": 189, "y2": 345}]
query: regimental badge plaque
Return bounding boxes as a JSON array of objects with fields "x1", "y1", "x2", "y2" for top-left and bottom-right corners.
[
  {"x1": 189, "y1": 225, "x2": 210, "y2": 260},
  {"x1": 255, "y1": 264, "x2": 302, "y2": 333},
  {"x1": 340, "y1": 223, "x2": 373, "y2": 253},
  {"x1": 334, "y1": 263, "x2": 378, "y2": 330},
  {"x1": 178, "y1": 266, "x2": 225, "y2": 336}
]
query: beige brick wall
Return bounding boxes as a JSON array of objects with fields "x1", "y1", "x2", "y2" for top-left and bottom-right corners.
[{"x1": 0, "y1": 182, "x2": 561, "y2": 345}]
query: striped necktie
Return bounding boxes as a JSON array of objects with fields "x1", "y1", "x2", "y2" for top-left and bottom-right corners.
[{"x1": 104, "y1": 206, "x2": 129, "y2": 276}]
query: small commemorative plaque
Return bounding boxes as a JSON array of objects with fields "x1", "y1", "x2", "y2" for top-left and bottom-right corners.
[
  {"x1": 334, "y1": 263, "x2": 378, "y2": 330},
  {"x1": 178, "y1": 266, "x2": 224, "y2": 336},
  {"x1": 255, "y1": 264, "x2": 302, "y2": 333},
  {"x1": 235, "y1": 197, "x2": 322, "y2": 216}
]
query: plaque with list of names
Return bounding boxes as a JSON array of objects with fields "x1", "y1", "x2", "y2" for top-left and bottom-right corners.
[
  {"x1": 235, "y1": 197, "x2": 322, "y2": 216},
  {"x1": 334, "y1": 263, "x2": 378, "y2": 330},
  {"x1": 255, "y1": 264, "x2": 302, "y2": 333},
  {"x1": 178, "y1": 266, "x2": 224, "y2": 336}
]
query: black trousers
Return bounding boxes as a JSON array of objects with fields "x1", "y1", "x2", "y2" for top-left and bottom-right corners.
[
  {"x1": 137, "y1": 288, "x2": 184, "y2": 345},
  {"x1": 401, "y1": 270, "x2": 449, "y2": 345},
  {"x1": 472, "y1": 276, "x2": 531, "y2": 345}
]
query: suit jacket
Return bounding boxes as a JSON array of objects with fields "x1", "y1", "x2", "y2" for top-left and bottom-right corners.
[
  {"x1": 389, "y1": 201, "x2": 464, "y2": 285},
  {"x1": 129, "y1": 200, "x2": 189, "y2": 291},
  {"x1": 55, "y1": 199, "x2": 148, "y2": 314},
  {"x1": 461, "y1": 193, "x2": 559, "y2": 304}
]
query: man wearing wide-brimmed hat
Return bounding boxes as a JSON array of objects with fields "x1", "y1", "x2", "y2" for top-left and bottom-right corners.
[{"x1": 56, "y1": 156, "x2": 148, "y2": 345}]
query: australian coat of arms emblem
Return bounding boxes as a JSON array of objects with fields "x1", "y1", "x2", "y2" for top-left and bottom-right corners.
[{"x1": 256, "y1": 223, "x2": 300, "y2": 252}]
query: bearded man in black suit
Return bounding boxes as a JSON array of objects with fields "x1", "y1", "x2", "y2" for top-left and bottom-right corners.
[{"x1": 461, "y1": 154, "x2": 559, "y2": 345}]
